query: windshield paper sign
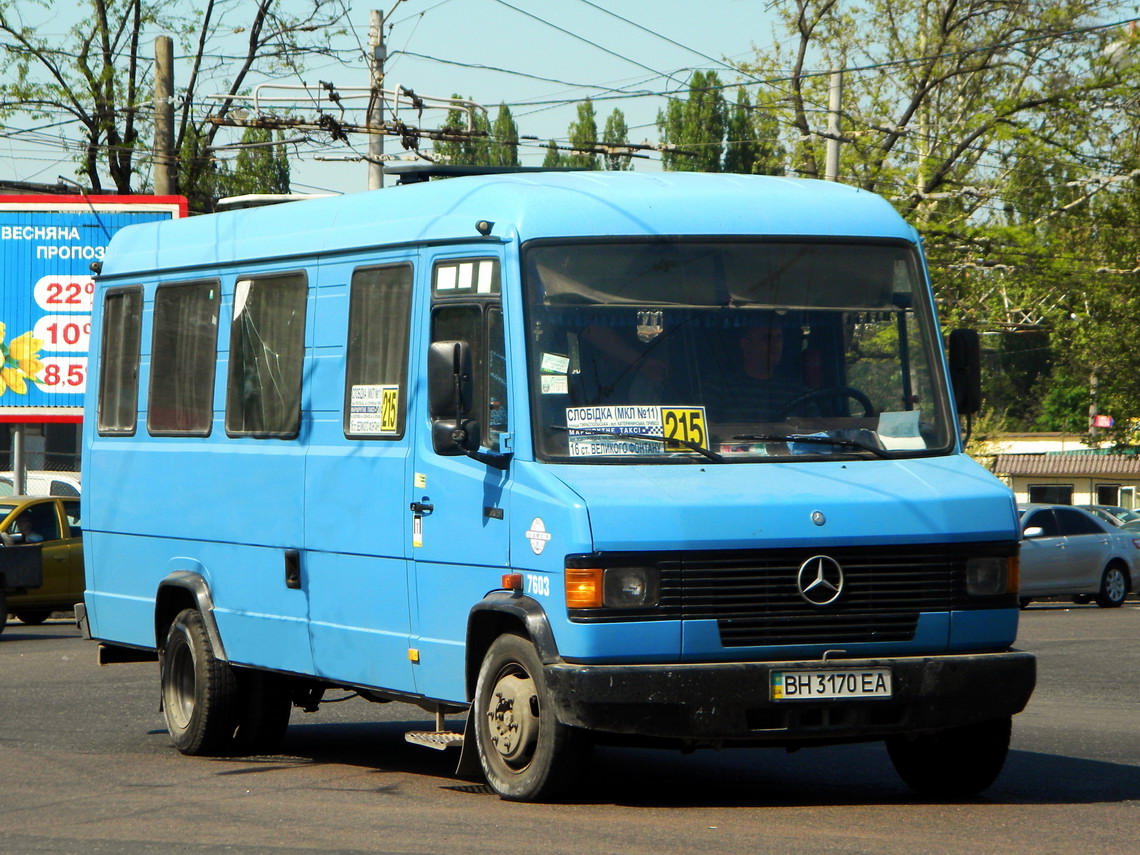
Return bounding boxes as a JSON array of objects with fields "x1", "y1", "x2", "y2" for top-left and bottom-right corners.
[{"x1": 565, "y1": 405, "x2": 707, "y2": 456}]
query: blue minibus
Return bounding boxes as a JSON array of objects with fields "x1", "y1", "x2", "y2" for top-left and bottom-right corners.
[{"x1": 79, "y1": 170, "x2": 1034, "y2": 801}]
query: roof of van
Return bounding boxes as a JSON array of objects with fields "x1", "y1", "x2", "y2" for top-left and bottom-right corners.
[{"x1": 100, "y1": 172, "x2": 918, "y2": 277}]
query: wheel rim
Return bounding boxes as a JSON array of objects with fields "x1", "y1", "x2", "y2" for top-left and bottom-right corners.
[
  {"x1": 165, "y1": 639, "x2": 197, "y2": 730},
  {"x1": 484, "y1": 665, "x2": 540, "y2": 771},
  {"x1": 1105, "y1": 568, "x2": 1126, "y2": 603}
]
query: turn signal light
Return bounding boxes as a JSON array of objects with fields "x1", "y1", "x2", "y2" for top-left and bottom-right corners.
[{"x1": 565, "y1": 567, "x2": 603, "y2": 608}]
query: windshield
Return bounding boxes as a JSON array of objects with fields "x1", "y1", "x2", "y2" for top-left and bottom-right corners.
[{"x1": 524, "y1": 240, "x2": 955, "y2": 462}]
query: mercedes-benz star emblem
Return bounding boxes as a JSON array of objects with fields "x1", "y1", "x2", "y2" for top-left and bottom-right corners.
[{"x1": 796, "y1": 555, "x2": 844, "y2": 606}]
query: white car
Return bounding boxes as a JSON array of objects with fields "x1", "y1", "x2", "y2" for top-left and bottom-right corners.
[
  {"x1": 1018, "y1": 504, "x2": 1136, "y2": 608},
  {"x1": 0, "y1": 471, "x2": 81, "y2": 498}
]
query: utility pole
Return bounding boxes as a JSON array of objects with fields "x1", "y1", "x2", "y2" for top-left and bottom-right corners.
[
  {"x1": 154, "y1": 36, "x2": 176, "y2": 195},
  {"x1": 825, "y1": 68, "x2": 842, "y2": 182},
  {"x1": 368, "y1": 9, "x2": 385, "y2": 190}
]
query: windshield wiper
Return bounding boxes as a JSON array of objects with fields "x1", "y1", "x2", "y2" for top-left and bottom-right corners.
[
  {"x1": 551, "y1": 425, "x2": 726, "y2": 463},
  {"x1": 730, "y1": 433, "x2": 891, "y2": 459}
]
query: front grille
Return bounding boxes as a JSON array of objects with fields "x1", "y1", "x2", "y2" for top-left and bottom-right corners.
[{"x1": 569, "y1": 543, "x2": 1011, "y2": 647}]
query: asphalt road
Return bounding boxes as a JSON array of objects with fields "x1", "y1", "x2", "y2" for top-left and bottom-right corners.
[{"x1": 1, "y1": 601, "x2": 1137, "y2": 855}]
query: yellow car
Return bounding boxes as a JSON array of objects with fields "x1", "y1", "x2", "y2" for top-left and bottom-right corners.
[{"x1": 0, "y1": 495, "x2": 83, "y2": 631}]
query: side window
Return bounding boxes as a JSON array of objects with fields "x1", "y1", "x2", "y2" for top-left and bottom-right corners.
[
  {"x1": 62, "y1": 499, "x2": 81, "y2": 533},
  {"x1": 344, "y1": 264, "x2": 412, "y2": 439},
  {"x1": 23, "y1": 502, "x2": 61, "y2": 542},
  {"x1": 96, "y1": 286, "x2": 143, "y2": 435},
  {"x1": 431, "y1": 258, "x2": 507, "y2": 452},
  {"x1": 225, "y1": 273, "x2": 308, "y2": 438},
  {"x1": 149, "y1": 281, "x2": 220, "y2": 435},
  {"x1": 1055, "y1": 508, "x2": 1103, "y2": 537},
  {"x1": 1025, "y1": 509, "x2": 1060, "y2": 537}
]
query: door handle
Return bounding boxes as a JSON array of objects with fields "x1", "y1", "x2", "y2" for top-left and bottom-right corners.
[{"x1": 410, "y1": 499, "x2": 434, "y2": 516}]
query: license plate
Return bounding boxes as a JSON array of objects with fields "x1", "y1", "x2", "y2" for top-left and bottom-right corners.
[{"x1": 771, "y1": 668, "x2": 892, "y2": 701}]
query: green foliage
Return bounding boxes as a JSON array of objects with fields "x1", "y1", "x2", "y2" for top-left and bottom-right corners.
[
  {"x1": 602, "y1": 108, "x2": 631, "y2": 172},
  {"x1": 657, "y1": 71, "x2": 727, "y2": 172},
  {"x1": 435, "y1": 101, "x2": 518, "y2": 168}
]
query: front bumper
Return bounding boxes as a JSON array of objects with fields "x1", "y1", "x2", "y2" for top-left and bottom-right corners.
[{"x1": 543, "y1": 650, "x2": 1035, "y2": 746}]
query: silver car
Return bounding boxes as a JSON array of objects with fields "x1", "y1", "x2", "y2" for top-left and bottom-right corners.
[{"x1": 1018, "y1": 504, "x2": 1136, "y2": 608}]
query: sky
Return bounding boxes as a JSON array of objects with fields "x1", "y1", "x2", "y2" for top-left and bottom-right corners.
[{"x1": 0, "y1": 0, "x2": 787, "y2": 196}]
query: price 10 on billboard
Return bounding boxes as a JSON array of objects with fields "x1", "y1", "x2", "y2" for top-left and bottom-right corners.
[{"x1": 0, "y1": 195, "x2": 186, "y2": 421}]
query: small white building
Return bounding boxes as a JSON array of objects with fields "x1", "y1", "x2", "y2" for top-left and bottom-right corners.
[{"x1": 986, "y1": 433, "x2": 1140, "y2": 508}]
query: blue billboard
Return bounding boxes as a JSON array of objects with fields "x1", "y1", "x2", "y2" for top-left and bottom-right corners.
[{"x1": 0, "y1": 195, "x2": 185, "y2": 422}]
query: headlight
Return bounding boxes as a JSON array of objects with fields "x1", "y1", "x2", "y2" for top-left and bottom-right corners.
[
  {"x1": 565, "y1": 565, "x2": 660, "y2": 609},
  {"x1": 967, "y1": 556, "x2": 1018, "y2": 596},
  {"x1": 603, "y1": 566, "x2": 659, "y2": 608}
]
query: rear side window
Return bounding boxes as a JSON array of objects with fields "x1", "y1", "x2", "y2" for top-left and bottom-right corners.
[
  {"x1": 225, "y1": 273, "x2": 308, "y2": 437},
  {"x1": 344, "y1": 264, "x2": 413, "y2": 439},
  {"x1": 1054, "y1": 508, "x2": 1103, "y2": 536},
  {"x1": 149, "y1": 281, "x2": 220, "y2": 435},
  {"x1": 97, "y1": 286, "x2": 143, "y2": 435}
]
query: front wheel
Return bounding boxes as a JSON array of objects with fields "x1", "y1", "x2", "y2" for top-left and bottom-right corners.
[
  {"x1": 473, "y1": 633, "x2": 588, "y2": 801},
  {"x1": 1095, "y1": 564, "x2": 1129, "y2": 608},
  {"x1": 886, "y1": 716, "x2": 1011, "y2": 798}
]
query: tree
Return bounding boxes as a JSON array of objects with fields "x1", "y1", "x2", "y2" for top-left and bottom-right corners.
[
  {"x1": 214, "y1": 127, "x2": 291, "y2": 199},
  {"x1": 434, "y1": 100, "x2": 518, "y2": 168},
  {"x1": 723, "y1": 87, "x2": 785, "y2": 175},
  {"x1": 0, "y1": 0, "x2": 350, "y2": 202},
  {"x1": 565, "y1": 99, "x2": 601, "y2": 170},
  {"x1": 602, "y1": 108, "x2": 632, "y2": 171},
  {"x1": 657, "y1": 70, "x2": 726, "y2": 172}
]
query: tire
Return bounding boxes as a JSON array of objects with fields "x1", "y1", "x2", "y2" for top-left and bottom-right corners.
[
  {"x1": 14, "y1": 609, "x2": 51, "y2": 625},
  {"x1": 473, "y1": 632, "x2": 588, "y2": 801},
  {"x1": 886, "y1": 716, "x2": 1011, "y2": 798},
  {"x1": 0, "y1": 590, "x2": 8, "y2": 634},
  {"x1": 231, "y1": 669, "x2": 293, "y2": 755},
  {"x1": 1095, "y1": 564, "x2": 1129, "y2": 608},
  {"x1": 161, "y1": 608, "x2": 239, "y2": 756}
]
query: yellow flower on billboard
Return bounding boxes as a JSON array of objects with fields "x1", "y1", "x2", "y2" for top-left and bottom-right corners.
[{"x1": 0, "y1": 322, "x2": 45, "y2": 397}]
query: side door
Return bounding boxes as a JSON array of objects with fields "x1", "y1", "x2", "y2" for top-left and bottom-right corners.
[
  {"x1": 304, "y1": 260, "x2": 418, "y2": 694},
  {"x1": 1053, "y1": 507, "x2": 1112, "y2": 591},
  {"x1": 409, "y1": 254, "x2": 512, "y2": 703},
  {"x1": 1019, "y1": 508, "x2": 1067, "y2": 595}
]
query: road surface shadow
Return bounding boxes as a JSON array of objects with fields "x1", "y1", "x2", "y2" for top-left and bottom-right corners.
[{"x1": 217, "y1": 717, "x2": 1140, "y2": 808}]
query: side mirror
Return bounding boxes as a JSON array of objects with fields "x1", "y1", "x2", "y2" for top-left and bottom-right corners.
[
  {"x1": 948, "y1": 329, "x2": 981, "y2": 416},
  {"x1": 1022, "y1": 526, "x2": 1045, "y2": 539},
  {"x1": 427, "y1": 340, "x2": 480, "y2": 455}
]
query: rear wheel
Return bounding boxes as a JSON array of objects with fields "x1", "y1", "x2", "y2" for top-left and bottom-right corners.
[
  {"x1": 473, "y1": 633, "x2": 588, "y2": 801},
  {"x1": 1095, "y1": 564, "x2": 1129, "y2": 608},
  {"x1": 886, "y1": 716, "x2": 1011, "y2": 798},
  {"x1": 161, "y1": 608, "x2": 239, "y2": 755},
  {"x1": 0, "y1": 590, "x2": 8, "y2": 633}
]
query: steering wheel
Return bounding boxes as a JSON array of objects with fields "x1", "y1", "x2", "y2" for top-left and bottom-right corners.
[{"x1": 777, "y1": 385, "x2": 875, "y2": 420}]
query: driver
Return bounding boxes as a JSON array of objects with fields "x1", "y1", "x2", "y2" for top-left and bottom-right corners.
[
  {"x1": 706, "y1": 315, "x2": 814, "y2": 422},
  {"x1": 2, "y1": 512, "x2": 45, "y2": 545}
]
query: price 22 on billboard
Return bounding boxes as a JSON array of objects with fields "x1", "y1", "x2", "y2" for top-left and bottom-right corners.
[{"x1": 0, "y1": 197, "x2": 184, "y2": 414}]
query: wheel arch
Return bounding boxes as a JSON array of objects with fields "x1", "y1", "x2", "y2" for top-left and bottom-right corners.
[
  {"x1": 155, "y1": 570, "x2": 227, "y2": 660},
  {"x1": 464, "y1": 592, "x2": 559, "y2": 701}
]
